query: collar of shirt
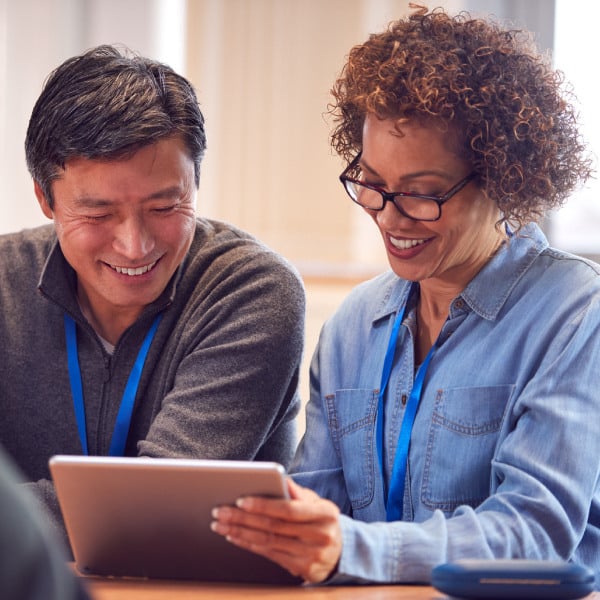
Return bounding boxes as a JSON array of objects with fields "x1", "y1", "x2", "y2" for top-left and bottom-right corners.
[{"x1": 371, "y1": 222, "x2": 549, "y2": 325}]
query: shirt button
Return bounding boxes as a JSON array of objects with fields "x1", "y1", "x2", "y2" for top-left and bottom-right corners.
[
  {"x1": 454, "y1": 299, "x2": 464, "y2": 309},
  {"x1": 401, "y1": 394, "x2": 407, "y2": 406}
]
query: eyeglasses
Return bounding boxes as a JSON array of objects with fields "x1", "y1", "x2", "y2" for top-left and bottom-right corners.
[{"x1": 339, "y1": 154, "x2": 476, "y2": 222}]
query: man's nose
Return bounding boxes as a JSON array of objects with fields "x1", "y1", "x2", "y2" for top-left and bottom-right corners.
[{"x1": 112, "y1": 215, "x2": 155, "y2": 259}]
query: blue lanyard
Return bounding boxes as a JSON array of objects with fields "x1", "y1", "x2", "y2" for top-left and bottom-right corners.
[
  {"x1": 376, "y1": 285, "x2": 437, "y2": 521},
  {"x1": 64, "y1": 313, "x2": 162, "y2": 456}
]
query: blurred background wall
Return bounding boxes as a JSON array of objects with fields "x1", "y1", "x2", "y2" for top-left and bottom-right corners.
[
  {"x1": 3, "y1": 0, "x2": 593, "y2": 264},
  {"x1": 0, "y1": 0, "x2": 596, "y2": 431}
]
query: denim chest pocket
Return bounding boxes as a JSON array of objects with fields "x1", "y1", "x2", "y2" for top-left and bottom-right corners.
[
  {"x1": 326, "y1": 388, "x2": 379, "y2": 510},
  {"x1": 421, "y1": 384, "x2": 513, "y2": 513}
]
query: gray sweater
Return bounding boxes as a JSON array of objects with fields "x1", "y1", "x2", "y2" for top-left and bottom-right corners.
[{"x1": 0, "y1": 220, "x2": 305, "y2": 547}]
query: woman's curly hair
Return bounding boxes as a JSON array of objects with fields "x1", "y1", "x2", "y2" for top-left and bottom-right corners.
[{"x1": 330, "y1": 4, "x2": 593, "y2": 227}]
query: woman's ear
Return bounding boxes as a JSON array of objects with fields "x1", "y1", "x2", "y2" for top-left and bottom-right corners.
[{"x1": 34, "y1": 181, "x2": 54, "y2": 219}]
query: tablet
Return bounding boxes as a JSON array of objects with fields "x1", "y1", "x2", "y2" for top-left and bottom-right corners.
[
  {"x1": 431, "y1": 559, "x2": 595, "y2": 600},
  {"x1": 49, "y1": 455, "x2": 302, "y2": 584}
]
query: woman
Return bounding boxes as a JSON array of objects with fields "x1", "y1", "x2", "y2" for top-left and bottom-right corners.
[{"x1": 212, "y1": 5, "x2": 600, "y2": 586}]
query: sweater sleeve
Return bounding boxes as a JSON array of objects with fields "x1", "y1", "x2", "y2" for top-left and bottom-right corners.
[{"x1": 138, "y1": 245, "x2": 306, "y2": 467}]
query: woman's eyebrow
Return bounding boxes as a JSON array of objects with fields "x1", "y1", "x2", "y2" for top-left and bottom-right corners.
[{"x1": 359, "y1": 157, "x2": 453, "y2": 183}]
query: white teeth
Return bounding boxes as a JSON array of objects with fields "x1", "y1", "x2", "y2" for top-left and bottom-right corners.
[
  {"x1": 390, "y1": 237, "x2": 427, "y2": 250},
  {"x1": 112, "y1": 260, "x2": 157, "y2": 276}
]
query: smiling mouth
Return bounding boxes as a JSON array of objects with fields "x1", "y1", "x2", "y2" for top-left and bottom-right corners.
[
  {"x1": 389, "y1": 236, "x2": 429, "y2": 250},
  {"x1": 109, "y1": 260, "x2": 158, "y2": 276}
]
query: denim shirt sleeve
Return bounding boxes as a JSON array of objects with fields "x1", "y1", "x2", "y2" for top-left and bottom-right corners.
[
  {"x1": 290, "y1": 273, "x2": 407, "y2": 514},
  {"x1": 290, "y1": 327, "x2": 357, "y2": 515}
]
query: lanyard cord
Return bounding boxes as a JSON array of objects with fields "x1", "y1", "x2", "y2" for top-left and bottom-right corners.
[
  {"x1": 64, "y1": 313, "x2": 162, "y2": 456},
  {"x1": 385, "y1": 346, "x2": 435, "y2": 521},
  {"x1": 376, "y1": 284, "x2": 438, "y2": 521},
  {"x1": 64, "y1": 315, "x2": 87, "y2": 454}
]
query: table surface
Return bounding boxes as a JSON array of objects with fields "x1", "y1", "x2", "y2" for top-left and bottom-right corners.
[
  {"x1": 83, "y1": 577, "x2": 439, "y2": 599},
  {"x1": 82, "y1": 575, "x2": 600, "y2": 600}
]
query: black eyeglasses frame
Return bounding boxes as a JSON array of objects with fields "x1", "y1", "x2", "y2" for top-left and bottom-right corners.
[{"x1": 339, "y1": 153, "x2": 476, "y2": 222}]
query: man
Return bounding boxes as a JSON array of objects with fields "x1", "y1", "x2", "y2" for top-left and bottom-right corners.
[{"x1": 0, "y1": 45, "x2": 304, "y2": 548}]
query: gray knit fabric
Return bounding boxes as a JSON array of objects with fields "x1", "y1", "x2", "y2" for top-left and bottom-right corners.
[{"x1": 0, "y1": 219, "x2": 305, "y2": 550}]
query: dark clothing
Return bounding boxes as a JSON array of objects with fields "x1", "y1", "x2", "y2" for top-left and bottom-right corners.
[{"x1": 0, "y1": 445, "x2": 90, "y2": 599}]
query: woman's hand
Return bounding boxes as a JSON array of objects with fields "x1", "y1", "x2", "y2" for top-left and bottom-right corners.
[{"x1": 211, "y1": 477, "x2": 342, "y2": 583}]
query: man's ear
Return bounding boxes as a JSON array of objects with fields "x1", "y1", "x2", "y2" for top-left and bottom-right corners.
[{"x1": 34, "y1": 181, "x2": 54, "y2": 220}]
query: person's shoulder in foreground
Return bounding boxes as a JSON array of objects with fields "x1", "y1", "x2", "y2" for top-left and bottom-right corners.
[
  {"x1": 0, "y1": 445, "x2": 90, "y2": 600},
  {"x1": 0, "y1": 43, "x2": 304, "y2": 549},
  {"x1": 211, "y1": 3, "x2": 600, "y2": 588}
]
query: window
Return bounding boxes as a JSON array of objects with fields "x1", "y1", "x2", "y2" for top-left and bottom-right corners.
[{"x1": 549, "y1": 1, "x2": 600, "y2": 259}]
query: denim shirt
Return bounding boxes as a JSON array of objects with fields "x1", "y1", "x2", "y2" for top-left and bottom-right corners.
[{"x1": 290, "y1": 223, "x2": 600, "y2": 586}]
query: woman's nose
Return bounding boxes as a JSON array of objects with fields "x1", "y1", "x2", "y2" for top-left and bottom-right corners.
[{"x1": 374, "y1": 198, "x2": 416, "y2": 229}]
